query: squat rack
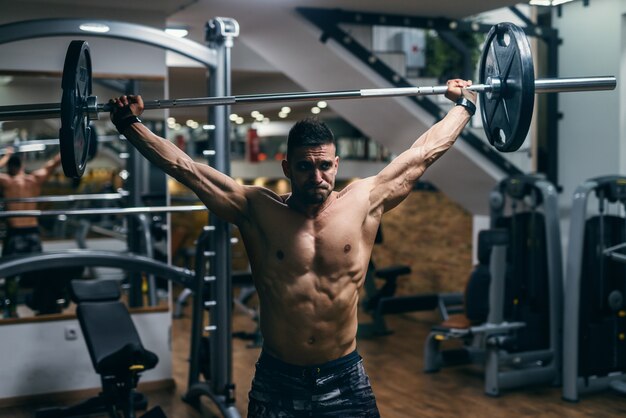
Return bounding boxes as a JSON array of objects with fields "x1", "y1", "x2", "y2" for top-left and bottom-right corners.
[{"x1": 0, "y1": 17, "x2": 239, "y2": 416}]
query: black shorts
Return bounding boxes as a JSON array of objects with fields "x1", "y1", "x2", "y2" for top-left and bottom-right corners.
[
  {"x1": 248, "y1": 349, "x2": 380, "y2": 418},
  {"x1": 2, "y1": 227, "x2": 42, "y2": 257}
]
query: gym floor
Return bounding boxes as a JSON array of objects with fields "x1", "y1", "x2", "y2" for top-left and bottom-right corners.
[{"x1": 2, "y1": 300, "x2": 625, "y2": 417}]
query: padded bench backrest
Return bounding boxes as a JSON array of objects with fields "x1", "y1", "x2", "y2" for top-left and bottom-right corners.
[
  {"x1": 71, "y1": 279, "x2": 121, "y2": 303},
  {"x1": 70, "y1": 280, "x2": 148, "y2": 375},
  {"x1": 77, "y1": 301, "x2": 146, "y2": 374}
]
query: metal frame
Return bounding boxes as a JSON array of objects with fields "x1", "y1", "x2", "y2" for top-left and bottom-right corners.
[
  {"x1": 0, "y1": 17, "x2": 238, "y2": 416},
  {"x1": 0, "y1": 191, "x2": 128, "y2": 204},
  {"x1": 0, "y1": 250, "x2": 195, "y2": 289},
  {"x1": 0, "y1": 18, "x2": 216, "y2": 68},
  {"x1": 181, "y1": 18, "x2": 240, "y2": 417},
  {"x1": 562, "y1": 176, "x2": 626, "y2": 402},
  {"x1": 423, "y1": 175, "x2": 563, "y2": 396},
  {"x1": 0, "y1": 205, "x2": 207, "y2": 218}
]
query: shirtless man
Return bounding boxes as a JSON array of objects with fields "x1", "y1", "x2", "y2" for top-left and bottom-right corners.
[
  {"x1": 110, "y1": 78, "x2": 476, "y2": 417},
  {"x1": 0, "y1": 149, "x2": 62, "y2": 317}
]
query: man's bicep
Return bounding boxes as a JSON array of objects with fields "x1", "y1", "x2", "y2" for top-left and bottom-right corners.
[{"x1": 31, "y1": 169, "x2": 49, "y2": 184}]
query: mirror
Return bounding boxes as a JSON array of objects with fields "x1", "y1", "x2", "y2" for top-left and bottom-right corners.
[{"x1": 0, "y1": 72, "x2": 172, "y2": 320}]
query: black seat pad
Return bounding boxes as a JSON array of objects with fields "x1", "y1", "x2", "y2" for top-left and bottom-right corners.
[{"x1": 77, "y1": 300, "x2": 159, "y2": 376}]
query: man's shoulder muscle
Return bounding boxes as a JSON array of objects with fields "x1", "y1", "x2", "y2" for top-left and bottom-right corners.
[{"x1": 246, "y1": 185, "x2": 284, "y2": 203}]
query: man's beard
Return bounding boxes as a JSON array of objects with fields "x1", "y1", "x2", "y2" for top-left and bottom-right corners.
[{"x1": 300, "y1": 186, "x2": 330, "y2": 204}]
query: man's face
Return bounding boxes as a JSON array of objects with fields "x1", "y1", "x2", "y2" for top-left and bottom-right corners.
[{"x1": 282, "y1": 144, "x2": 339, "y2": 205}]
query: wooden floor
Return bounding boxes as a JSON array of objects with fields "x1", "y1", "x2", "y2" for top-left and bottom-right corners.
[{"x1": 2, "y1": 307, "x2": 626, "y2": 417}]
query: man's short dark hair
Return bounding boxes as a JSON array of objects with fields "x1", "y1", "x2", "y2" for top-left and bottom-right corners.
[
  {"x1": 7, "y1": 154, "x2": 21, "y2": 176},
  {"x1": 287, "y1": 117, "x2": 335, "y2": 158}
]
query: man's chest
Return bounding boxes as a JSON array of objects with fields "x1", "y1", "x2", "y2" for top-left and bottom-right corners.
[{"x1": 252, "y1": 205, "x2": 370, "y2": 274}]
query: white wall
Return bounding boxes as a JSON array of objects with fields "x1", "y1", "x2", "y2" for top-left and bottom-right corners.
[
  {"x1": 0, "y1": 311, "x2": 171, "y2": 399},
  {"x1": 553, "y1": 0, "x2": 624, "y2": 210}
]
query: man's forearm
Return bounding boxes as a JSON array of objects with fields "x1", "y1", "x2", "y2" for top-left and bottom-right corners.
[
  {"x1": 122, "y1": 123, "x2": 193, "y2": 178},
  {"x1": 43, "y1": 154, "x2": 62, "y2": 174},
  {"x1": 0, "y1": 154, "x2": 10, "y2": 168},
  {"x1": 411, "y1": 106, "x2": 472, "y2": 168}
]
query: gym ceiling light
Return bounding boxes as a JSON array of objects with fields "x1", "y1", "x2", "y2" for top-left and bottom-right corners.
[
  {"x1": 79, "y1": 23, "x2": 110, "y2": 33},
  {"x1": 529, "y1": 0, "x2": 575, "y2": 5},
  {"x1": 165, "y1": 27, "x2": 189, "y2": 38}
]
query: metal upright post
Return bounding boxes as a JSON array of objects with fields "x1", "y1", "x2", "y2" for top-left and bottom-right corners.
[
  {"x1": 206, "y1": 17, "x2": 239, "y2": 405},
  {"x1": 125, "y1": 79, "x2": 147, "y2": 307},
  {"x1": 545, "y1": 32, "x2": 559, "y2": 188}
]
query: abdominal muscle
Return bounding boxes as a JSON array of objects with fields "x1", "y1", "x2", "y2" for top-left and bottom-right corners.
[
  {"x1": 257, "y1": 270, "x2": 362, "y2": 366},
  {"x1": 240, "y1": 185, "x2": 379, "y2": 366}
]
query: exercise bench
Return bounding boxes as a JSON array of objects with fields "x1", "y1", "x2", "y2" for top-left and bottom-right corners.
[{"x1": 36, "y1": 279, "x2": 164, "y2": 418}]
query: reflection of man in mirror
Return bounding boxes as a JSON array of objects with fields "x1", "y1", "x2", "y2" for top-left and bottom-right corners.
[{"x1": 0, "y1": 148, "x2": 61, "y2": 317}]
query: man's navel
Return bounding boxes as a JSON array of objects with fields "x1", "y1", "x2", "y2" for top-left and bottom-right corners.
[{"x1": 343, "y1": 244, "x2": 351, "y2": 253}]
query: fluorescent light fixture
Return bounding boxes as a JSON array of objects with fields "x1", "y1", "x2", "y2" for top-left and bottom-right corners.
[
  {"x1": 203, "y1": 124, "x2": 215, "y2": 130},
  {"x1": 529, "y1": 0, "x2": 574, "y2": 5},
  {"x1": 165, "y1": 27, "x2": 189, "y2": 38},
  {"x1": 79, "y1": 23, "x2": 110, "y2": 33}
]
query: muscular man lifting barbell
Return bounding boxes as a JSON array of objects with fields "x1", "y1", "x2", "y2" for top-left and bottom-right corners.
[
  {"x1": 109, "y1": 78, "x2": 476, "y2": 417},
  {"x1": 0, "y1": 148, "x2": 62, "y2": 317}
]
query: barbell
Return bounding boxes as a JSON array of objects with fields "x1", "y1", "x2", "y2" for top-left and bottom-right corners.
[
  {"x1": 0, "y1": 22, "x2": 617, "y2": 178},
  {"x1": 0, "y1": 191, "x2": 129, "y2": 204},
  {"x1": 0, "y1": 204, "x2": 208, "y2": 218}
]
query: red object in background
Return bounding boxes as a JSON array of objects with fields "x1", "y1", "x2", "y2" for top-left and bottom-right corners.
[
  {"x1": 175, "y1": 134, "x2": 186, "y2": 151},
  {"x1": 247, "y1": 128, "x2": 260, "y2": 162}
]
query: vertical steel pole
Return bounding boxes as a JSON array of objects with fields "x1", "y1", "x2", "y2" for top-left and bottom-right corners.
[
  {"x1": 546, "y1": 31, "x2": 559, "y2": 188},
  {"x1": 206, "y1": 17, "x2": 239, "y2": 404},
  {"x1": 126, "y1": 79, "x2": 146, "y2": 307}
]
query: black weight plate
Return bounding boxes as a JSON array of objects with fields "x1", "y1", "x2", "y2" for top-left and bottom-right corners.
[
  {"x1": 479, "y1": 23, "x2": 535, "y2": 152},
  {"x1": 60, "y1": 40, "x2": 92, "y2": 178}
]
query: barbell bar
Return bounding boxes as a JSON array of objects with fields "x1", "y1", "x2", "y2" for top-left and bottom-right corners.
[
  {"x1": 0, "y1": 204, "x2": 208, "y2": 218},
  {"x1": 0, "y1": 134, "x2": 121, "y2": 155},
  {"x1": 0, "y1": 76, "x2": 615, "y2": 122},
  {"x1": 0, "y1": 22, "x2": 618, "y2": 178},
  {"x1": 0, "y1": 191, "x2": 129, "y2": 204}
]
